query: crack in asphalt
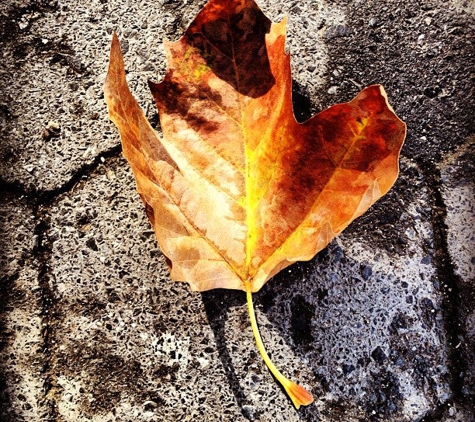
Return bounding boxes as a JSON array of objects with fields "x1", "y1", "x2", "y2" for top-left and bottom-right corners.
[
  {"x1": 0, "y1": 143, "x2": 122, "y2": 200},
  {"x1": 0, "y1": 143, "x2": 123, "y2": 421},
  {"x1": 32, "y1": 213, "x2": 60, "y2": 421},
  {"x1": 415, "y1": 158, "x2": 468, "y2": 422}
]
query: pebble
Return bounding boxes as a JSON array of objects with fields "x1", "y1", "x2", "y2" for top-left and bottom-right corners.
[
  {"x1": 371, "y1": 346, "x2": 387, "y2": 363},
  {"x1": 46, "y1": 121, "x2": 60, "y2": 131},
  {"x1": 18, "y1": 18, "x2": 29, "y2": 30},
  {"x1": 43, "y1": 121, "x2": 61, "y2": 140},
  {"x1": 143, "y1": 400, "x2": 158, "y2": 410},
  {"x1": 32, "y1": 234, "x2": 40, "y2": 250},
  {"x1": 325, "y1": 24, "x2": 353, "y2": 40},
  {"x1": 361, "y1": 265, "x2": 373, "y2": 281},
  {"x1": 242, "y1": 405, "x2": 258, "y2": 420}
]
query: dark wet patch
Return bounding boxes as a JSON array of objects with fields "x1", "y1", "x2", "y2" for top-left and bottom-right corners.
[
  {"x1": 59, "y1": 340, "x2": 168, "y2": 416},
  {"x1": 365, "y1": 370, "x2": 403, "y2": 420},
  {"x1": 0, "y1": 1, "x2": 58, "y2": 42},
  {"x1": 0, "y1": 1, "x2": 68, "y2": 68},
  {"x1": 290, "y1": 295, "x2": 315, "y2": 347}
]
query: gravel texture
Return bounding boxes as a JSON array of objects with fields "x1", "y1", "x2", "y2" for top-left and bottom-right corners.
[{"x1": 0, "y1": 0, "x2": 474, "y2": 421}]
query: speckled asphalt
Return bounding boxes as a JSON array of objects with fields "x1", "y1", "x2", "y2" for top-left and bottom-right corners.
[{"x1": 0, "y1": 0, "x2": 474, "y2": 421}]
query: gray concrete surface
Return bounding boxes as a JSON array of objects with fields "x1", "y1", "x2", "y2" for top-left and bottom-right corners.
[{"x1": 0, "y1": 0, "x2": 474, "y2": 421}]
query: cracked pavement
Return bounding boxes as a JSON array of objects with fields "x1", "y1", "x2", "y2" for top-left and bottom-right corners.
[{"x1": 0, "y1": 0, "x2": 474, "y2": 421}]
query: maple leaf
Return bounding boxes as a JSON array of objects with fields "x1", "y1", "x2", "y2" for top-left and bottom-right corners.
[{"x1": 104, "y1": 0, "x2": 406, "y2": 409}]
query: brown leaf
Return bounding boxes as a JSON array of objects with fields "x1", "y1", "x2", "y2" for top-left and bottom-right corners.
[
  {"x1": 104, "y1": 0, "x2": 406, "y2": 408},
  {"x1": 105, "y1": 0, "x2": 405, "y2": 294}
]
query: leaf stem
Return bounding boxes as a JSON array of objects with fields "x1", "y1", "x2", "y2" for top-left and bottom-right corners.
[{"x1": 246, "y1": 289, "x2": 314, "y2": 409}]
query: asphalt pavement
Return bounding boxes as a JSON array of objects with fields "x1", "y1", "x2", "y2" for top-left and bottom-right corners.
[{"x1": 0, "y1": 0, "x2": 474, "y2": 421}]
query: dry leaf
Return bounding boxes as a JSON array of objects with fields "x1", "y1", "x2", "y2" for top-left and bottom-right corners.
[{"x1": 104, "y1": 0, "x2": 406, "y2": 409}]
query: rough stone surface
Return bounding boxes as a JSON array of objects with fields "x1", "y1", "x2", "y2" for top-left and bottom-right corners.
[
  {"x1": 0, "y1": 0, "x2": 474, "y2": 421},
  {"x1": 0, "y1": 194, "x2": 46, "y2": 420},
  {"x1": 440, "y1": 140, "x2": 475, "y2": 410}
]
